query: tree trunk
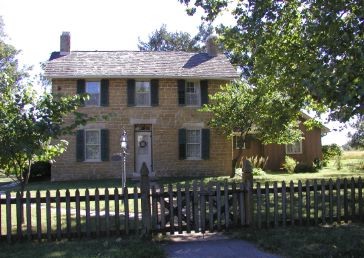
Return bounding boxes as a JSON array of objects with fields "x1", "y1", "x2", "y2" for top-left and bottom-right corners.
[{"x1": 231, "y1": 148, "x2": 244, "y2": 178}]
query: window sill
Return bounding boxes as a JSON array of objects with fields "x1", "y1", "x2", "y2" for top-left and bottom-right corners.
[
  {"x1": 83, "y1": 160, "x2": 102, "y2": 163},
  {"x1": 286, "y1": 153, "x2": 303, "y2": 155},
  {"x1": 186, "y1": 157, "x2": 202, "y2": 161}
]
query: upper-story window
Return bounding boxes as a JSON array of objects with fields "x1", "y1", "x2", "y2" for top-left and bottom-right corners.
[
  {"x1": 185, "y1": 82, "x2": 200, "y2": 106},
  {"x1": 178, "y1": 79, "x2": 208, "y2": 107},
  {"x1": 85, "y1": 81, "x2": 100, "y2": 106},
  {"x1": 286, "y1": 140, "x2": 302, "y2": 154},
  {"x1": 135, "y1": 81, "x2": 151, "y2": 106}
]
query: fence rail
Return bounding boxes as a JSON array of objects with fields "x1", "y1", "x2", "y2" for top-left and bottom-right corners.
[{"x1": 0, "y1": 176, "x2": 362, "y2": 243}]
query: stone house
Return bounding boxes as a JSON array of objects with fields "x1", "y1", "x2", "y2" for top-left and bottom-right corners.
[{"x1": 45, "y1": 32, "x2": 327, "y2": 181}]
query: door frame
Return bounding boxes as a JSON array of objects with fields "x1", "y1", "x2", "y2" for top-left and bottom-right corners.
[{"x1": 134, "y1": 124, "x2": 153, "y2": 175}]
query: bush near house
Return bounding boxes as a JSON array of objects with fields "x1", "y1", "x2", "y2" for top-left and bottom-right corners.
[{"x1": 322, "y1": 144, "x2": 342, "y2": 166}]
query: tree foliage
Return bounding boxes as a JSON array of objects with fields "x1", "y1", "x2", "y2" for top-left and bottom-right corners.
[
  {"x1": 0, "y1": 18, "x2": 89, "y2": 190},
  {"x1": 347, "y1": 116, "x2": 364, "y2": 149},
  {"x1": 138, "y1": 23, "x2": 214, "y2": 52},
  {"x1": 179, "y1": 0, "x2": 363, "y2": 122}
]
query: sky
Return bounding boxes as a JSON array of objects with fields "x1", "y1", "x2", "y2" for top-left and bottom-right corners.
[{"x1": 0, "y1": 0, "x2": 354, "y2": 146}]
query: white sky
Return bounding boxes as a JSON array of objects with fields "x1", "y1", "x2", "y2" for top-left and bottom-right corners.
[{"x1": 0, "y1": 0, "x2": 353, "y2": 146}]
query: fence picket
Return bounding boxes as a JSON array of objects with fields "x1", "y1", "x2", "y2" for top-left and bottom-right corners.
[
  {"x1": 358, "y1": 177, "x2": 362, "y2": 220},
  {"x1": 306, "y1": 180, "x2": 311, "y2": 225},
  {"x1": 193, "y1": 181, "x2": 199, "y2": 233},
  {"x1": 216, "y1": 183, "x2": 222, "y2": 230},
  {"x1": 239, "y1": 183, "x2": 245, "y2": 226},
  {"x1": 232, "y1": 182, "x2": 238, "y2": 226},
  {"x1": 313, "y1": 180, "x2": 318, "y2": 225},
  {"x1": 152, "y1": 186, "x2": 158, "y2": 232},
  {"x1": 114, "y1": 188, "x2": 120, "y2": 235},
  {"x1": 16, "y1": 192, "x2": 22, "y2": 240},
  {"x1": 95, "y1": 188, "x2": 100, "y2": 237},
  {"x1": 6, "y1": 191, "x2": 11, "y2": 243},
  {"x1": 159, "y1": 186, "x2": 165, "y2": 234},
  {"x1": 123, "y1": 187, "x2": 129, "y2": 235},
  {"x1": 290, "y1": 181, "x2": 294, "y2": 226},
  {"x1": 350, "y1": 178, "x2": 355, "y2": 218},
  {"x1": 336, "y1": 179, "x2": 341, "y2": 223},
  {"x1": 75, "y1": 189, "x2": 81, "y2": 238},
  {"x1": 208, "y1": 183, "x2": 214, "y2": 232},
  {"x1": 256, "y1": 183, "x2": 261, "y2": 229},
  {"x1": 200, "y1": 182, "x2": 206, "y2": 233},
  {"x1": 46, "y1": 190, "x2": 52, "y2": 241},
  {"x1": 177, "y1": 184, "x2": 182, "y2": 234},
  {"x1": 282, "y1": 181, "x2": 286, "y2": 227},
  {"x1": 26, "y1": 191, "x2": 31, "y2": 240},
  {"x1": 56, "y1": 190, "x2": 61, "y2": 240},
  {"x1": 65, "y1": 190, "x2": 71, "y2": 239},
  {"x1": 321, "y1": 180, "x2": 326, "y2": 225},
  {"x1": 85, "y1": 189, "x2": 90, "y2": 238},
  {"x1": 36, "y1": 190, "x2": 42, "y2": 241},
  {"x1": 224, "y1": 182, "x2": 229, "y2": 230},
  {"x1": 185, "y1": 183, "x2": 191, "y2": 233},
  {"x1": 273, "y1": 182, "x2": 278, "y2": 227},
  {"x1": 344, "y1": 178, "x2": 348, "y2": 222},
  {"x1": 133, "y1": 186, "x2": 138, "y2": 234},
  {"x1": 298, "y1": 180, "x2": 303, "y2": 225},
  {"x1": 329, "y1": 179, "x2": 333, "y2": 223},
  {"x1": 168, "y1": 184, "x2": 174, "y2": 234},
  {"x1": 105, "y1": 188, "x2": 110, "y2": 237},
  {"x1": 265, "y1": 182, "x2": 270, "y2": 228}
]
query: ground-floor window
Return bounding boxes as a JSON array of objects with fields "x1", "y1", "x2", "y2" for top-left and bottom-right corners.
[{"x1": 286, "y1": 140, "x2": 302, "y2": 154}]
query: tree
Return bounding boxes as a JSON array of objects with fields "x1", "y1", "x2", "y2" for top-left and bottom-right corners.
[
  {"x1": 179, "y1": 0, "x2": 363, "y2": 122},
  {"x1": 138, "y1": 23, "x2": 216, "y2": 52},
  {"x1": 347, "y1": 116, "x2": 364, "y2": 149},
  {"x1": 200, "y1": 80, "x2": 302, "y2": 176},
  {"x1": 0, "y1": 18, "x2": 89, "y2": 194}
]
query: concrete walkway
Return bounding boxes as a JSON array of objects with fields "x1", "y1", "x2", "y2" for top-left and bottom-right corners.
[{"x1": 164, "y1": 232, "x2": 281, "y2": 258}]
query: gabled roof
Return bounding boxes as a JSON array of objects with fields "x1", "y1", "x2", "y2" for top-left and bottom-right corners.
[{"x1": 45, "y1": 51, "x2": 239, "y2": 80}]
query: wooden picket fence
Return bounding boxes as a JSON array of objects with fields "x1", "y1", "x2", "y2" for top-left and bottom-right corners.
[{"x1": 0, "y1": 175, "x2": 363, "y2": 243}]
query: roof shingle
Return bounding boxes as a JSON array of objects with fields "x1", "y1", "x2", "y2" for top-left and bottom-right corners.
[{"x1": 45, "y1": 51, "x2": 238, "y2": 80}]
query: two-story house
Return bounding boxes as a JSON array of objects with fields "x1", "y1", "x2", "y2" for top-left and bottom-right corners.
[
  {"x1": 45, "y1": 32, "x2": 238, "y2": 181},
  {"x1": 45, "y1": 32, "x2": 328, "y2": 181}
]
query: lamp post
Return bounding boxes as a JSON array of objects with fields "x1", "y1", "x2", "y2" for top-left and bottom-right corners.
[{"x1": 120, "y1": 128, "x2": 128, "y2": 188}]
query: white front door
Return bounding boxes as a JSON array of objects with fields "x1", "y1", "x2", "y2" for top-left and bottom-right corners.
[{"x1": 135, "y1": 132, "x2": 152, "y2": 175}]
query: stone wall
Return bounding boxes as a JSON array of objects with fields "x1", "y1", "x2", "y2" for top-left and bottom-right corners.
[{"x1": 51, "y1": 78, "x2": 232, "y2": 181}]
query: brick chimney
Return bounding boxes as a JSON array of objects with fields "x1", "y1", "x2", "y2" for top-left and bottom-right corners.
[
  {"x1": 60, "y1": 32, "x2": 71, "y2": 55},
  {"x1": 206, "y1": 35, "x2": 218, "y2": 57}
]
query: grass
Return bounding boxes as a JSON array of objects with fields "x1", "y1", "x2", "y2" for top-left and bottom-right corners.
[
  {"x1": 0, "y1": 237, "x2": 165, "y2": 258},
  {"x1": 231, "y1": 222, "x2": 364, "y2": 258}
]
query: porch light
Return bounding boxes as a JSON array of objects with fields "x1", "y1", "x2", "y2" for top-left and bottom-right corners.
[{"x1": 120, "y1": 128, "x2": 128, "y2": 188}]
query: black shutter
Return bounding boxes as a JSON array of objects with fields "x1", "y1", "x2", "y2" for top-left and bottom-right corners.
[
  {"x1": 201, "y1": 129, "x2": 210, "y2": 160},
  {"x1": 100, "y1": 79, "x2": 109, "y2": 106},
  {"x1": 200, "y1": 80, "x2": 208, "y2": 105},
  {"x1": 76, "y1": 130, "x2": 85, "y2": 162},
  {"x1": 178, "y1": 129, "x2": 186, "y2": 160},
  {"x1": 101, "y1": 129, "x2": 109, "y2": 161},
  {"x1": 77, "y1": 79, "x2": 86, "y2": 106},
  {"x1": 127, "y1": 79, "x2": 135, "y2": 106},
  {"x1": 151, "y1": 79, "x2": 159, "y2": 106},
  {"x1": 177, "y1": 79, "x2": 185, "y2": 106}
]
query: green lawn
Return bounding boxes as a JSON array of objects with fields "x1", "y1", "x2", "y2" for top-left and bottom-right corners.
[
  {"x1": 231, "y1": 222, "x2": 364, "y2": 258},
  {"x1": 0, "y1": 237, "x2": 165, "y2": 258}
]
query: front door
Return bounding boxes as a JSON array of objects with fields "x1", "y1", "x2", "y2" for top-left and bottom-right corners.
[{"x1": 135, "y1": 131, "x2": 152, "y2": 175}]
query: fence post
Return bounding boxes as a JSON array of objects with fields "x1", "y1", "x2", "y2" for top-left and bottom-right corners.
[{"x1": 140, "y1": 162, "x2": 151, "y2": 237}]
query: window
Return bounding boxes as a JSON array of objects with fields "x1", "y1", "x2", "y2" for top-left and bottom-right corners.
[
  {"x1": 135, "y1": 81, "x2": 151, "y2": 106},
  {"x1": 186, "y1": 129, "x2": 201, "y2": 159},
  {"x1": 185, "y1": 82, "x2": 200, "y2": 106},
  {"x1": 85, "y1": 130, "x2": 101, "y2": 161},
  {"x1": 286, "y1": 141, "x2": 302, "y2": 154},
  {"x1": 85, "y1": 81, "x2": 100, "y2": 106},
  {"x1": 234, "y1": 136, "x2": 246, "y2": 149}
]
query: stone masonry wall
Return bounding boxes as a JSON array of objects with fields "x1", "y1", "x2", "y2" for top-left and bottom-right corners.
[{"x1": 51, "y1": 78, "x2": 232, "y2": 181}]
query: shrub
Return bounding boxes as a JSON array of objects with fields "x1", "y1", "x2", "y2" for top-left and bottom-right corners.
[
  {"x1": 322, "y1": 144, "x2": 342, "y2": 166},
  {"x1": 26, "y1": 161, "x2": 51, "y2": 181},
  {"x1": 282, "y1": 156, "x2": 297, "y2": 174},
  {"x1": 294, "y1": 163, "x2": 317, "y2": 173},
  {"x1": 246, "y1": 156, "x2": 268, "y2": 169},
  {"x1": 252, "y1": 168, "x2": 266, "y2": 176}
]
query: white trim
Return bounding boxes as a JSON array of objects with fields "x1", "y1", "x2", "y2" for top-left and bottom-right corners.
[
  {"x1": 285, "y1": 140, "x2": 303, "y2": 155},
  {"x1": 185, "y1": 80, "x2": 201, "y2": 107},
  {"x1": 84, "y1": 129, "x2": 101, "y2": 162},
  {"x1": 186, "y1": 129, "x2": 202, "y2": 160},
  {"x1": 234, "y1": 136, "x2": 246, "y2": 150}
]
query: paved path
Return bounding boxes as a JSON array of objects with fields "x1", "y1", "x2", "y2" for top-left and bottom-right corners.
[{"x1": 164, "y1": 232, "x2": 281, "y2": 258}]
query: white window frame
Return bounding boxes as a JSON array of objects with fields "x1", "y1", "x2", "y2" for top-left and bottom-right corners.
[
  {"x1": 285, "y1": 140, "x2": 303, "y2": 154},
  {"x1": 185, "y1": 81, "x2": 201, "y2": 106},
  {"x1": 234, "y1": 136, "x2": 246, "y2": 150},
  {"x1": 85, "y1": 81, "x2": 101, "y2": 106},
  {"x1": 135, "y1": 81, "x2": 151, "y2": 107},
  {"x1": 84, "y1": 129, "x2": 101, "y2": 161},
  {"x1": 186, "y1": 129, "x2": 202, "y2": 160}
]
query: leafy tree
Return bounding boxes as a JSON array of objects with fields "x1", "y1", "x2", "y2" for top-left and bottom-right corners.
[
  {"x1": 179, "y1": 0, "x2": 363, "y2": 122},
  {"x1": 200, "y1": 80, "x2": 302, "y2": 176},
  {"x1": 138, "y1": 23, "x2": 216, "y2": 52},
  {"x1": 0, "y1": 18, "x2": 89, "y2": 194},
  {"x1": 347, "y1": 116, "x2": 364, "y2": 149}
]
